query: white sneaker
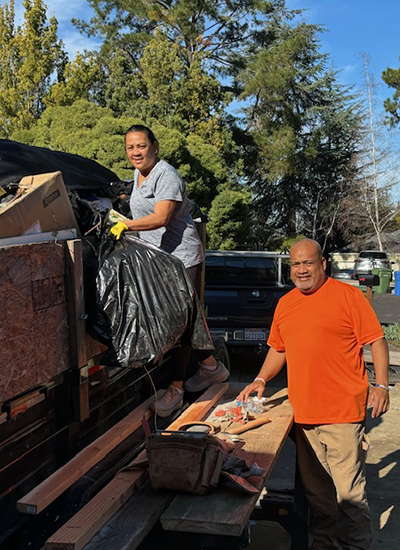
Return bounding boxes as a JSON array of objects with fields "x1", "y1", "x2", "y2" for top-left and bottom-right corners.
[
  {"x1": 151, "y1": 385, "x2": 184, "y2": 418},
  {"x1": 184, "y1": 361, "x2": 229, "y2": 393}
]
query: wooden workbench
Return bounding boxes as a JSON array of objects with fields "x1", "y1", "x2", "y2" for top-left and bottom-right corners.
[
  {"x1": 160, "y1": 384, "x2": 294, "y2": 537},
  {"x1": 74, "y1": 383, "x2": 297, "y2": 550}
]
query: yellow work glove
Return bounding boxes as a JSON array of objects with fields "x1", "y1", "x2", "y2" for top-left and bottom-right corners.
[{"x1": 110, "y1": 221, "x2": 128, "y2": 240}]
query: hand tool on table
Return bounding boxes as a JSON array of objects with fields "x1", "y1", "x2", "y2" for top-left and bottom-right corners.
[{"x1": 225, "y1": 413, "x2": 270, "y2": 435}]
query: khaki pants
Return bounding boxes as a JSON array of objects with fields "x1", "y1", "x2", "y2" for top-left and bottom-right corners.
[{"x1": 295, "y1": 422, "x2": 372, "y2": 550}]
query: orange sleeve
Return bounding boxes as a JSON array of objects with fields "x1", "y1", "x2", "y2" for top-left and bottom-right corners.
[
  {"x1": 349, "y1": 289, "x2": 384, "y2": 347},
  {"x1": 268, "y1": 304, "x2": 286, "y2": 351}
]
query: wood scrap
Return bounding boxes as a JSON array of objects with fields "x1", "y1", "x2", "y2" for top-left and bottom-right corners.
[{"x1": 17, "y1": 391, "x2": 163, "y2": 515}]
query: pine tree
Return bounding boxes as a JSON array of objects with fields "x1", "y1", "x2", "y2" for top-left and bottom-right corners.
[
  {"x1": 0, "y1": 0, "x2": 65, "y2": 136},
  {"x1": 239, "y1": 9, "x2": 361, "y2": 250}
]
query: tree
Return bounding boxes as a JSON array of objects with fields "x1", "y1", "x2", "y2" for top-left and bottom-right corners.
[
  {"x1": 207, "y1": 188, "x2": 251, "y2": 250},
  {"x1": 238, "y1": 9, "x2": 361, "y2": 251},
  {"x1": 73, "y1": 0, "x2": 275, "y2": 75},
  {"x1": 10, "y1": 99, "x2": 250, "y2": 247},
  {"x1": 0, "y1": 0, "x2": 65, "y2": 136},
  {"x1": 382, "y1": 58, "x2": 400, "y2": 127},
  {"x1": 70, "y1": 0, "x2": 280, "y2": 152},
  {"x1": 344, "y1": 55, "x2": 400, "y2": 250},
  {"x1": 45, "y1": 53, "x2": 102, "y2": 107}
]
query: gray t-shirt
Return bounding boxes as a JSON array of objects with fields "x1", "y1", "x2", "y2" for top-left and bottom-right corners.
[{"x1": 129, "y1": 159, "x2": 204, "y2": 268}]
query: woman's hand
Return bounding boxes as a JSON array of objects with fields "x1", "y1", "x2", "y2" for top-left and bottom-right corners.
[{"x1": 110, "y1": 221, "x2": 128, "y2": 240}]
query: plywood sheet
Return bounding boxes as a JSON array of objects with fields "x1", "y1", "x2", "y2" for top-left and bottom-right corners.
[{"x1": 0, "y1": 243, "x2": 70, "y2": 403}]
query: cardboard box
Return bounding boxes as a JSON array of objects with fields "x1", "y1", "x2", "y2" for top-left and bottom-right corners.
[{"x1": 0, "y1": 171, "x2": 79, "y2": 239}]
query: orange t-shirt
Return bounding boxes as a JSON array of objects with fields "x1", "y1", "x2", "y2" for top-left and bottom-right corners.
[{"x1": 268, "y1": 277, "x2": 384, "y2": 424}]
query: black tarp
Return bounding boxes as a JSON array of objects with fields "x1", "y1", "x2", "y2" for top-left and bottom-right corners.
[
  {"x1": 94, "y1": 234, "x2": 213, "y2": 368},
  {"x1": 0, "y1": 139, "x2": 118, "y2": 196}
]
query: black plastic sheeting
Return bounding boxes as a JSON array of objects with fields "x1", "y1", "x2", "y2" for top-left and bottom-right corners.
[
  {"x1": 0, "y1": 139, "x2": 118, "y2": 196},
  {"x1": 94, "y1": 234, "x2": 213, "y2": 368}
]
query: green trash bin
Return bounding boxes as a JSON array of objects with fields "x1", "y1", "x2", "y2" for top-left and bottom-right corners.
[{"x1": 372, "y1": 267, "x2": 392, "y2": 293}]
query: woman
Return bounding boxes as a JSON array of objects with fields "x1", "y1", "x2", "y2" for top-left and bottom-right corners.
[{"x1": 122, "y1": 124, "x2": 228, "y2": 417}]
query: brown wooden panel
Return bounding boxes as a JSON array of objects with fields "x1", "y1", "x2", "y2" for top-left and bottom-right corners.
[{"x1": 0, "y1": 243, "x2": 69, "y2": 403}]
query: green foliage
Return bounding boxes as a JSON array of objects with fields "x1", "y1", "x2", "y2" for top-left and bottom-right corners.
[
  {"x1": 207, "y1": 188, "x2": 252, "y2": 249},
  {"x1": 0, "y1": 0, "x2": 65, "y2": 136},
  {"x1": 73, "y1": 0, "x2": 275, "y2": 74},
  {"x1": 239, "y1": 12, "x2": 361, "y2": 249},
  {"x1": 382, "y1": 66, "x2": 400, "y2": 127},
  {"x1": 278, "y1": 235, "x2": 305, "y2": 252},
  {"x1": 382, "y1": 323, "x2": 400, "y2": 348},
  {"x1": 11, "y1": 100, "x2": 134, "y2": 178},
  {"x1": 45, "y1": 54, "x2": 102, "y2": 107}
]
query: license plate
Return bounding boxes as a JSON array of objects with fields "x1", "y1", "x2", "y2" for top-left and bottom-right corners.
[{"x1": 245, "y1": 329, "x2": 267, "y2": 341}]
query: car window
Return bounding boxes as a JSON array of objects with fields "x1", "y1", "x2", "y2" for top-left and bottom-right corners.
[
  {"x1": 205, "y1": 256, "x2": 278, "y2": 285},
  {"x1": 359, "y1": 251, "x2": 388, "y2": 259},
  {"x1": 205, "y1": 256, "x2": 225, "y2": 282}
]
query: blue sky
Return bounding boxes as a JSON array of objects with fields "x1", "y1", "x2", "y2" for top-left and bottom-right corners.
[{"x1": 287, "y1": 0, "x2": 400, "y2": 104}]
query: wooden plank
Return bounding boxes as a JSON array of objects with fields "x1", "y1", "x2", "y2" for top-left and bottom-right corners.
[
  {"x1": 82, "y1": 480, "x2": 173, "y2": 550},
  {"x1": 65, "y1": 239, "x2": 87, "y2": 370},
  {"x1": 160, "y1": 386, "x2": 293, "y2": 537},
  {"x1": 0, "y1": 228, "x2": 77, "y2": 248},
  {"x1": 46, "y1": 382, "x2": 229, "y2": 550},
  {"x1": 18, "y1": 391, "x2": 162, "y2": 515},
  {"x1": 46, "y1": 472, "x2": 150, "y2": 550},
  {"x1": 167, "y1": 382, "x2": 229, "y2": 430}
]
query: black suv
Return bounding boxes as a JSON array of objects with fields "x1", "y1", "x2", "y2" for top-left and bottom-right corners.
[{"x1": 204, "y1": 251, "x2": 292, "y2": 353}]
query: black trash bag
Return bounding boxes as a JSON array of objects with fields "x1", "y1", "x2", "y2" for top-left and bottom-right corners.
[{"x1": 94, "y1": 233, "x2": 213, "y2": 368}]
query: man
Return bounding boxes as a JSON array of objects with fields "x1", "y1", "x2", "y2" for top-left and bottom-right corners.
[{"x1": 238, "y1": 238, "x2": 390, "y2": 550}]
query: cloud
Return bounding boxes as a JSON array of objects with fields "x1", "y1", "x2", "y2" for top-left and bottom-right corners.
[
  {"x1": 13, "y1": 0, "x2": 100, "y2": 57},
  {"x1": 61, "y1": 29, "x2": 101, "y2": 57},
  {"x1": 14, "y1": 0, "x2": 89, "y2": 24},
  {"x1": 341, "y1": 64, "x2": 357, "y2": 75}
]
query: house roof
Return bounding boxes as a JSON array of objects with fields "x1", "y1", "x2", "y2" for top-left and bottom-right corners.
[{"x1": 335, "y1": 230, "x2": 400, "y2": 253}]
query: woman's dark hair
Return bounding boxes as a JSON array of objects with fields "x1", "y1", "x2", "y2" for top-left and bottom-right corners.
[{"x1": 125, "y1": 124, "x2": 157, "y2": 144}]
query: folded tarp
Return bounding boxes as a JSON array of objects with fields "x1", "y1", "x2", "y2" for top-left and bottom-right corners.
[
  {"x1": 0, "y1": 139, "x2": 118, "y2": 196},
  {"x1": 94, "y1": 234, "x2": 213, "y2": 368}
]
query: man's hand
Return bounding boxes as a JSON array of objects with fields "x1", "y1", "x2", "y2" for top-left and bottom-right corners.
[
  {"x1": 237, "y1": 380, "x2": 266, "y2": 404},
  {"x1": 110, "y1": 221, "x2": 128, "y2": 240},
  {"x1": 368, "y1": 387, "x2": 390, "y2": 418}
]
